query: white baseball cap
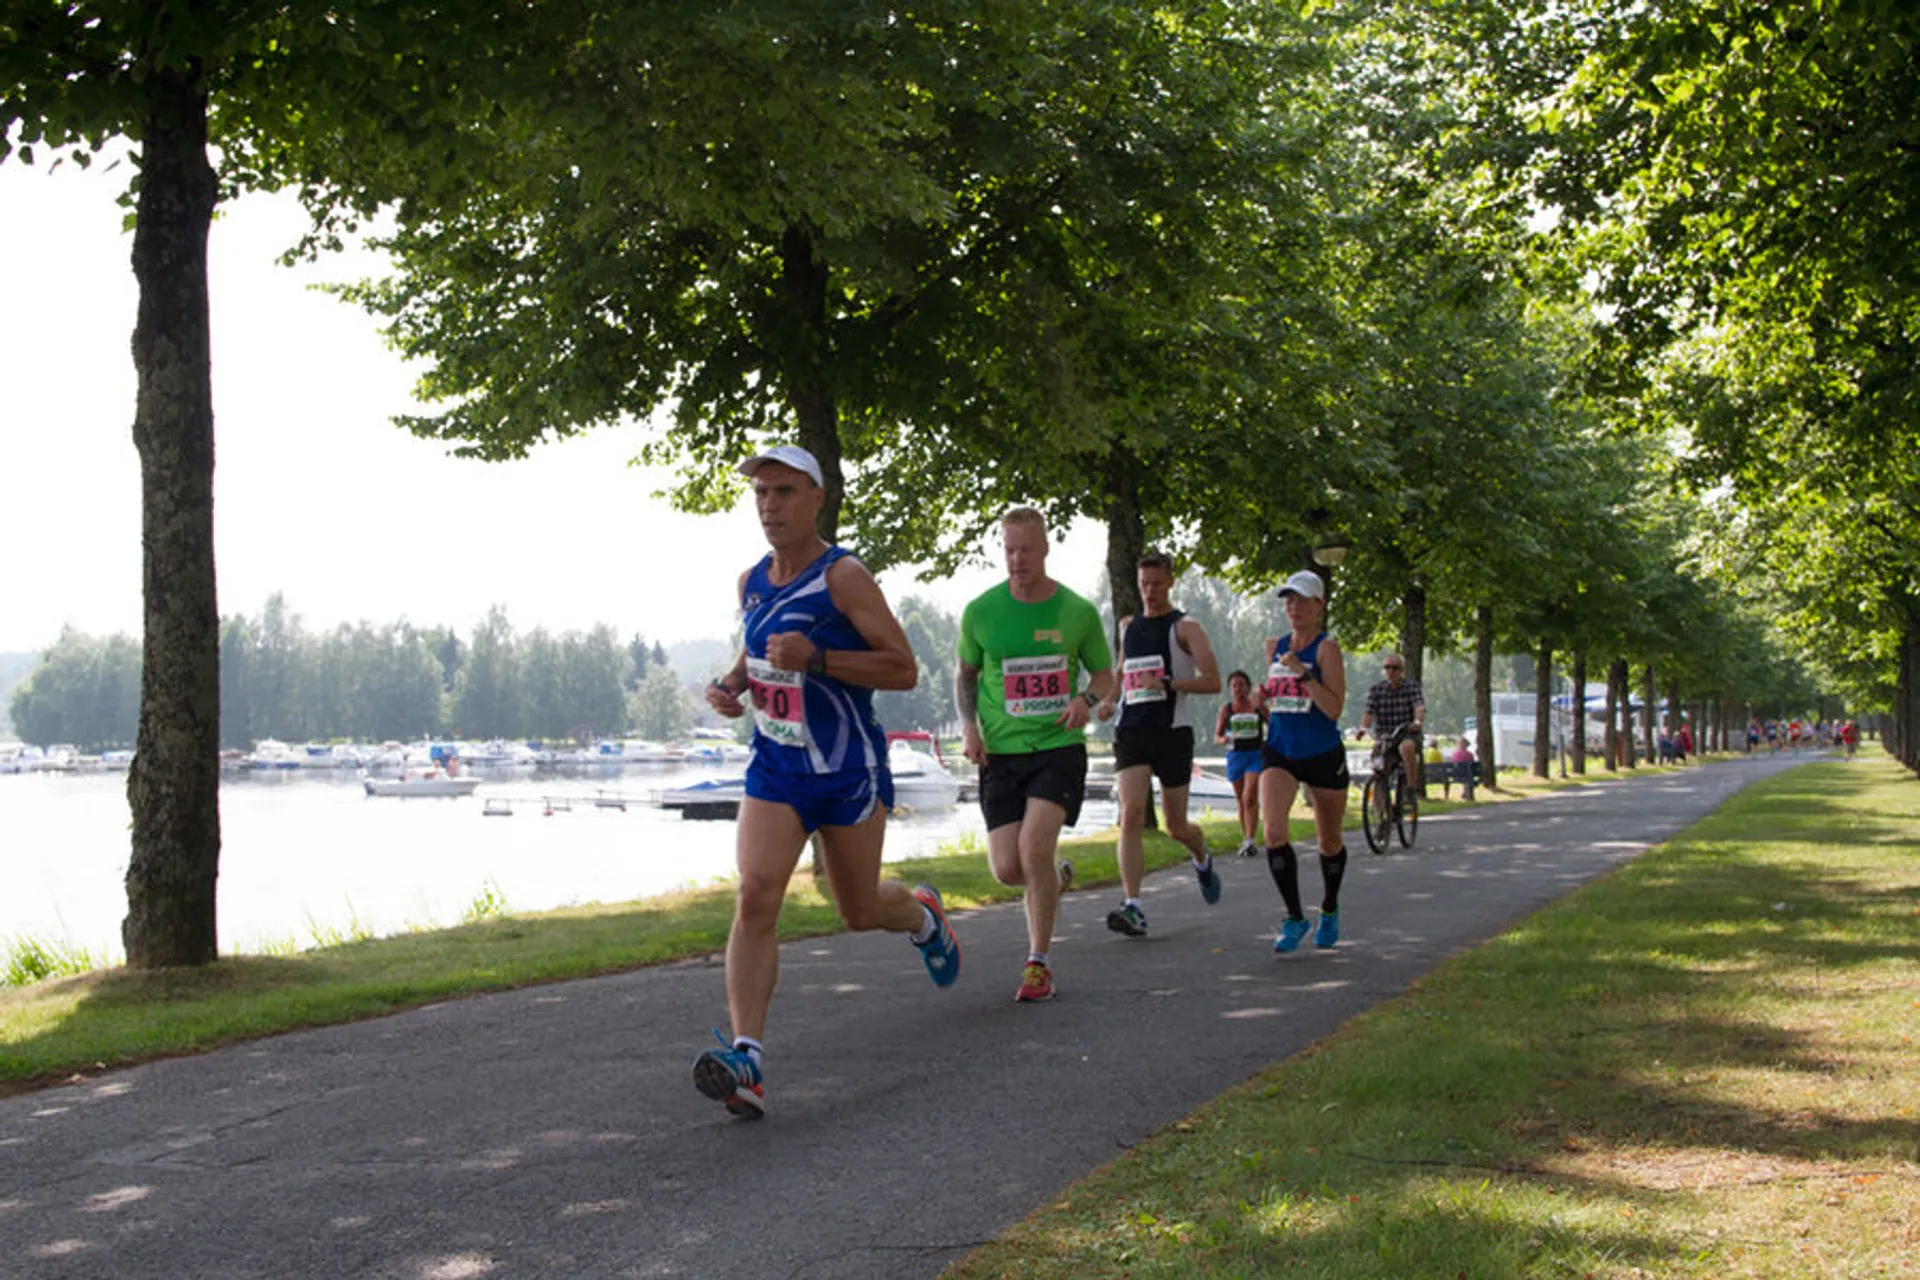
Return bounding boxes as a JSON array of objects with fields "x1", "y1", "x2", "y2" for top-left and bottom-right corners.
[
  {"x1": 1277, "y1": 569, "x2": 1326, "y2": 600},
  {"x1": 738, "y1": 444, "x2": 823, "y2": 488}
]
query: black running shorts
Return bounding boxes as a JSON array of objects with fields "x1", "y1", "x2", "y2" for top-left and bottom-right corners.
[
  {"x1": 980, "y1": 743, "x2": 1089, "y2": 830},
  {"x1": 1113, "y1": 725, "x2": 1195, "y2": 791},
  {"x1": 1259, "y1": 743, "x2": 1351, "y2": 792}
]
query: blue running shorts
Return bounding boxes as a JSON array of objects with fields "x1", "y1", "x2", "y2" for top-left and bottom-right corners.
[
  {"x1": 745, "y1": 761, "x2": 894, "y2": 833},
  {"x1": 1225, "y1": 748, "x2": 1265, "y2": 784}
]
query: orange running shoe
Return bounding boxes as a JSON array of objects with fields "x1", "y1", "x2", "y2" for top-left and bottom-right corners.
[{"x1": 1014, "y1": 961, "x2": 1055, "y2": 1003}]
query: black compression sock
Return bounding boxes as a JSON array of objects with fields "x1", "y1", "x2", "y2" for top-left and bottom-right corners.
[
  {"x1": 1320, "y1": 846, "x2": 1347, "y2": 914},
  {"x1": 1266, "y1": 843, "x2": 1303, "y2": 919}
]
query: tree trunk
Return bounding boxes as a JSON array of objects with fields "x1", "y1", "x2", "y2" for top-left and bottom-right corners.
[
  {"x1": 123, "y1": 66, "x2": 222, "y2": 969},
  {"x1": 1104, "y1": 452, "x2": 1146, "y2": 625},
  {"x1": 778, "y1": 223, "x2": 842, "y2": 542},
  {"x1": 1570, "y1": 650, "x2": 1587, "y2": 774},
  {"x1": 1666, "y1": 675, "x2": 1683, "y2": 737},
  {"x1": 1642, "y1": 663, "x2": 1658, "y2": 764},
  {"x1": 1400, "y1": 582, "x2": 1427, "y2": 686},
  {"x1": 1103, "y1": 456, "x2": 1153, "y2": 826},
  {"x1": 1532, "y1": 642, "x2": 1553, "y2": 778},
  {"x1": 1474, "y1": 604, "x2": 1496, "y2": 787},
  {"x1": 1899, "y1": 609, "x2": 1919, "y2": 772},
  {"x1": 1616, "y1": 658, "x2": 1636, "y2": 768},
  {"x1": 1603, "y1": 657, "x2": 1619, "y2": 771}
]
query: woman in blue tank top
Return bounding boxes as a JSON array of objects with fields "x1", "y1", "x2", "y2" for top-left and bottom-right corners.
[
  {"x1": 1257, "y1": 570, "x2": 1353, "y2": 956},
  {"x1": 692, "y1": 446, "x2": 964, "y2": 1120}
]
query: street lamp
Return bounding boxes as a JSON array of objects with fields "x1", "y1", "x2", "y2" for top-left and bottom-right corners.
[{"x1": 1311, "y1": 536, "x2": 1349, "y2": 569}]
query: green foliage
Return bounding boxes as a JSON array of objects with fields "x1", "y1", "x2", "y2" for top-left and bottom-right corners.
[
  {"x1": 628, "y1": 662, "x2": 693, "y2": 742},
  {"x1": 7, "y1": 628, "x2": 141, "y2": 751},
  {"x1": 460, "y1": 882, "x2": 510, "y2": 925},
  {"x1": 872, "y1": 594, "x2": 960, "y2": 734},
  {"x1": 3, "y1": 934, "x2": 103, "y2": 988}
]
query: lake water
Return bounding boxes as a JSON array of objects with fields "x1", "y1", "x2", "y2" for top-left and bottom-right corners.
[{"x1": 0, "y1": 765, "x2": 1123, "y2": 961}]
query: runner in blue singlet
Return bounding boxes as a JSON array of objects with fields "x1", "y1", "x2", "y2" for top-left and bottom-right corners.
[
  {"x1": 1259, "y1": 570, "x2": 1352, "y2": 954},
  {"x1": 690, "y1": 445, "x2": 962, "y2": 1119}
]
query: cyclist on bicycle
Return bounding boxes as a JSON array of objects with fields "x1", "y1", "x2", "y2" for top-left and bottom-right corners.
[{"x1": 1358, "y1": 652, "x2": 1425, "y2": 791}]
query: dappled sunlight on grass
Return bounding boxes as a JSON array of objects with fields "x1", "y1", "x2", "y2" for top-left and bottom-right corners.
[{"x1": 946, "y1": 757, "x2": 1920, "y2": 1279}]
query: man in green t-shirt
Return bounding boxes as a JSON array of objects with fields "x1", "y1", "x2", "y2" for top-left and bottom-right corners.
[{"x1": 957, "y1": 506, "x2": 1114, "y2": 1003}]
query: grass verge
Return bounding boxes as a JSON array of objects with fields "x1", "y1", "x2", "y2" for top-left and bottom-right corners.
[
  {"x1": 945, "y1": 757, "x2": 1920, "y2": 1279},
  {"x1": 0, "y1": 808, "x2": 1307, "y2": 1092}
]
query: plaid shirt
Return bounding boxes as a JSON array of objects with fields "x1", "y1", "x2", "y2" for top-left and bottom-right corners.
[{"x1": 1364, "y1": 678, "x2": 1425, "y2": 736}]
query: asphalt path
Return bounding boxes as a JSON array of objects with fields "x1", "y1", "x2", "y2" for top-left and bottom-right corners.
[{"x1": 1, "y1": 752, "x2": 1810, "y2": 1280}]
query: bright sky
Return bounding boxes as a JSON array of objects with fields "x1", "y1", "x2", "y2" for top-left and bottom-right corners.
[{"x1": 0, "y1": 155, "x2": 1105, "y2": 655}]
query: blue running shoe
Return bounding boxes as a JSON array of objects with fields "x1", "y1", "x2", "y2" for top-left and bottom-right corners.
[
  {"x1": 912, "y1": 885, "x2": 962, "y2": 987},
  {"x1": 1195, "y1": 857, "x2": 1221, "y2": 906},
  {"x1": 692, "y1": 1028, "x2": 765, "y2": 1118},
  {"x1": 1107, "y1": 902, "x2": 1149, "y2": 937},
  {"x1": 1274, "y1": 917, "x2": 1311, "y2": 953},
  {"x1": 1315, "y1": 910, "x2": 1340, "y2": 948}
]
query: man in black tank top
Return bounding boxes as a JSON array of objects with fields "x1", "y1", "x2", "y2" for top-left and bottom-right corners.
[{"x1": 1094, "y1": 551, "x2": 1223, "y2": 936}]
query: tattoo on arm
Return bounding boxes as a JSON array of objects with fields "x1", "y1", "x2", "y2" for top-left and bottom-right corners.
[{"x1": 956, "y1": 664, "x2": 980, "y2": 721}]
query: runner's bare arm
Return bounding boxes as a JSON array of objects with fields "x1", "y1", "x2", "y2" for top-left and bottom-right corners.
[
  {"x1": 956, "y1": 662, "x2": 980, "y2": 722},
  {"x1": 705, "y1": 569, "x2": 754, "y2": 716},
  {"x1": 763, "y1": 556, "x2": 916, "y2": 689},
  {"x1": 957, "y1": 662, "x2": 985, "y2": 764},
  {"x1": 1305, "y1": 639, "x2": 1346, "y2": 719},
  {"x1": 1174, "y1": 618, "x2": 1222, "y2": 695}
]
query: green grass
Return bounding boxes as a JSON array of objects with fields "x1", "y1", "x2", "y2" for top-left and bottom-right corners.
[
  {"x1": 1, "y1": 810, "x2": 1304, "y2": 1090},
  {"x1": 945, "y1": 757, "x2": 1920, "y2": 1280}
]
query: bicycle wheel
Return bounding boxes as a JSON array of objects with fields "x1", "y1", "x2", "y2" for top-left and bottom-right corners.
[
  {"x1": 1395, "y1": 769, "x2": 1419, "y2": 848},
  {"x1": 1361, "y1": 773, "x2": 1393, "y2": 855}
]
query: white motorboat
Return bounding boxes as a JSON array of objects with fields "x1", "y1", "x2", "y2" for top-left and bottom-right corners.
[
  {"x1": 246, "y1": 739, "x2": 304, "y2": 770},
  {"x1": 886, "y1": 733, "x2": 960, "y2": 809},
  {"x1": 656, "y1": 775, "x2": 745, "y2": 819},
  {"x1": 364, "y1": 772, "x2": 481, "y2": 798}
]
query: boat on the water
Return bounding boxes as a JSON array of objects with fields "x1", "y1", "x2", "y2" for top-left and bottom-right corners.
[
  {"x1": 363, "y1": 771, "x2": 481, "y2": 798},
  {"x1": 655, "y1": 732, "x2": 961, "y2": 819},
  {"x1": 885, "y1": 732, "x2": 960, "y2": 810}
]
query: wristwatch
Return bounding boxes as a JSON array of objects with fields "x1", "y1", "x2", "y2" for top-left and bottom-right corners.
[
  {"x1": 1076, "y1": 690, "x2": 1097, "y2": 710},
  {"x1": 806, "y1": 648, "x2": 828, "y2": 678}
]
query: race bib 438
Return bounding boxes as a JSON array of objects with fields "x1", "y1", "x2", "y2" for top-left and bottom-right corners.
[{"x1": 1002, "y1": 654, "x2": 1071, "y2": 717}]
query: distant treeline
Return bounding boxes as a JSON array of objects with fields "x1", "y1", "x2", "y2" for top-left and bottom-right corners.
[
  {"x1": 6, "y1": 597, "x2": 690, "y2": 751},
  {"x1": 7, "y1": 585, "x2": 1552, "y2": 753},
  {"x1": 5, "y1": 593, "x2": 975, "y2": 752}
]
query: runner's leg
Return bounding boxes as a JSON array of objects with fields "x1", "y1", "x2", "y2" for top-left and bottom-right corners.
[
  {"x1": 1016, "y1": 797, "x2": 1069, "y2": 958},
  {"x1": 1113, "y1": 764, "x2": 1152, "y2": 900},
  {"x1": 816, "y1": 804, "x2": 923, "y2": 934},
  {"x1": 726, "y1": 796, "x2": 811, "y2": 1042},
  {"x1": 1161, "y1": 784, "x2": 1207, "y2": 864}
]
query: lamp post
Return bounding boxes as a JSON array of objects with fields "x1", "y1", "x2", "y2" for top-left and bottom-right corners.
[{"x1": 1309, "y1": 535, "x2": 1349, "y2": 618}]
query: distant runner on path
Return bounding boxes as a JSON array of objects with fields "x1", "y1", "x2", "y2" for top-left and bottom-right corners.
[
  {"x1": 1260, "y1": 569, "x2": 1352, "y2": 954},
  {"x1": 1215, "y1": 669, "x2": 1269, "y2": 856},
  {"x1": 695, "y1": 445, "x2": 962, "y2": 1118},
  {"x1": 957, "y1": 506, "x2": 1114, "y2": 1003},
  {"x1": 1098, "y1": 550, "x2": 1223, "y2": 938}
]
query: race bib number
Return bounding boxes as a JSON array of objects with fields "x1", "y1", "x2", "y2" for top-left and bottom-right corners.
[
  {"x1": 1228, "y1": 712, "x2": 1260, "y2": 738},
  {"x1": 1122, "y1": 655, "x2": 1168, "y2": 705},
  {"x1": 1266, "y1": 658, "x2": 1310, "y2": 714},
  {"x1": 747, "y1": 657, "x2": 808, "y2": 748},
  {"x1": 1002, "y1": 654, "x2": 1071, "y2": 718}
]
